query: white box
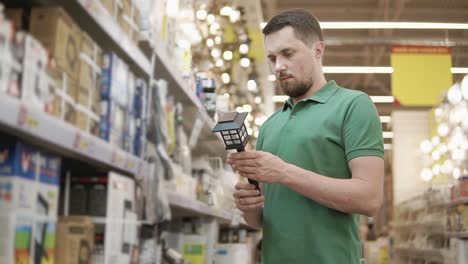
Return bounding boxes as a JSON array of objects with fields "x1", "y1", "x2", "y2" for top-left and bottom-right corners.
[{"x1": 103, "y1": 172, "x2": 136, "y2": 264}]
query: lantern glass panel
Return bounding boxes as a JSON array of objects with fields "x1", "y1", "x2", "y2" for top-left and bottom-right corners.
[
  {"x1": 222, "y1": 131, "x2": 229, "y2": 135},
  {"x1": 223, "y1": 135, "x2": 231, "y2": 140},
  {"x1": 229, "y1": 130, "x2": 238, "y2": 134},
  {"x1": 232, "y1": 134, "x2": 239, "y2": 139},
  {"x1": 234, "y1": 140, "x2": 241, "y2": 144},
  {"x1": 226, "y1": 140, "x2": 233, "y2": 145}
]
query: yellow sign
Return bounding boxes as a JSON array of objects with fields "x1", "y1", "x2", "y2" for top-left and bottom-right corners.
[{"x1": 391, "y1": 45, "x2": 452, "y2": 106}]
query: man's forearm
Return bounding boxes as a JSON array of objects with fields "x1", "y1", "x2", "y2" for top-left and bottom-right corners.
[{"x1": 243, "y1": 208, "x2": 263, "y2": 230}]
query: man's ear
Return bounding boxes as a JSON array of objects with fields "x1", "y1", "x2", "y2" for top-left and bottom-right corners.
[{"x1": 315, "y1": 41, "x2": 325, "y2": 59}]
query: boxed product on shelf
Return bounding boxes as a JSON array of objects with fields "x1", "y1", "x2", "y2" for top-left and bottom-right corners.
[
  {"x1": 100, "y1": 0, "x2": 118, "y2": 19},
  {"x1": 0, "y1": 18, "x2": 21, "y2": 98},
  {"x1": 77, "y1": 31, "x2": 102, "y2": 113},
  {"x1": 134, "y1": 78, "x2": 148, "y2": 119},
  {"x1": 99, "y1": 99, "x2": 126, "y2": 148},
  {"x1": 214, "y1": 243, "x2": 252, "y2": 264},
  {"x1": 104, "y1": 172, "x2": 137, "y2": 264},
  {"x1": 50, "y1": 74, "x2": 77, "y2": 123},
  {"x1": 0, "y1": 138, "x2": 61, "y2": 264},
  {"x1": 55, "y1": 216, "x2": 95, "y2": 264},
  {"x1": 118, "y1": 0, "x2": 140, "y2": 41},
  {"x1": 182, "y1": 234, "x2": 207, "y2": 264},
  {"x1": 15, "y1": 32, "x2": 53, "y2": 112},
  {"x1": 101, "y1": 52, "x2": 129, "y2": 107},
  {"x1": 30, "y1": 7, "x2": 81, "y2": 84}
]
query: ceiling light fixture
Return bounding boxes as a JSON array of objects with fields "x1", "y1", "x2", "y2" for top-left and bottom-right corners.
[
  {"x1": 322, "y1": 66, "x2": 468, "y2": 74},
  {"x1": 320, "y1": 22, "x2": 468, "y2": 30},
  {"x1": 370, "y1": 96, "x2": 395, "y2": 103}
]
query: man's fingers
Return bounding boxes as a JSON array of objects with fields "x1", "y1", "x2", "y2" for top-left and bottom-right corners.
[
  {"x1": 237, "y1": 196, "x2": 264, "y2": 205},
  {"x1": 230, "y1": 151, "x2": 258, "y2": 161},
  {"x1": 237, "y1": 166, "x2": 257, "y2": 174},
  {"x1": 236, "y1": 201, "x2": 264, "y2": 211},
  {"x1": 235, "y1": 182, "x2": 257, "y2": 190},
  {"x1": 233, "y1": 189, "x2": 261, "y2": 198},
  {"x1": 233, "y1": 159, "x2": 257, "y2": 167}
]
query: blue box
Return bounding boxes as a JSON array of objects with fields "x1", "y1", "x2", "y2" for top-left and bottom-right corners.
[
  {"x1": 99, "y1": 99, "x2": 126, "y2": 148},
  {"x1": 133, "y1": 78, "x2": 147, "y2": 119},
  {"x1": 0, "y1": 141, "x2": 39, "y2": 180}
]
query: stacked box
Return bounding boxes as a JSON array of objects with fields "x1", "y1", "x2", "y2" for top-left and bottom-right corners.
[
  {"x1": 15, "y1": 32, "x2": 52, "y2": 112},
  {"x1": 74, "y1": 31, "x2": 102, "y2": 136},
  {"x1": 100, "y1": 53, "x2": 129, "y2": 148},
  {"x1": 103, "y1": 172, "x2": 137, "y2": 264},
  {"x1": 118, "y1": 0, "x2": 140, "y2": 42},
  {"x1": 0, "y1": 19, "x2": 20, "y2": 98},
  {"x1": 55, "y1": 216, "x2": 95, "y2": 264},
  {"x1": 123, "y1": 72, "x2": 135, "y2": 152},
  {"x1": 100, "y1": 0, "x2": 118, "y2": 18},
  {"x1": 30, "y1": 7, "x2": 81, "y2": 122},
  {"x1": 0, "y1": 139, "x2": 61, "y2": 264},
  {"x1": 133, "y1": 78, "x2": 148, "y2": 158}
]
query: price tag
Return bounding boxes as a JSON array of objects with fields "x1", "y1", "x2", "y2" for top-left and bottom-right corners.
[
  {"x1": 73, "y1": 132, "x2": 90, "y2": 153},
  {"x1": 17, "y1": 105, "x2": 39, "y2": 130},
  {"x1": 189, "y1": 113, "x2": 205, "y2": 150},
  {"x1": 111, "y1": 149, "x2": 126, "y2": 168}
]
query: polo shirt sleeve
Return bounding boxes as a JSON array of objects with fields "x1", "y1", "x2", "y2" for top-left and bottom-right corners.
[{"x1": 343, "y1": 94, "x2": 384, "y2": 162}]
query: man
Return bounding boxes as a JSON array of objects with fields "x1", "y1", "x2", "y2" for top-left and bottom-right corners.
[{"x1": 227, "y1": 9, "x2": 384, "y2": 264}]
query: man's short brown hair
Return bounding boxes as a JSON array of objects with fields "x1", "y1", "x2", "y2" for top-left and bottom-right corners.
[{"x1": 262, "y1": 9, "x2": 323, "y2": 46}]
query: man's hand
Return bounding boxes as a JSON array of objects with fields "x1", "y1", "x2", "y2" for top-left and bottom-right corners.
[
  {"x1": 233, "y1": 182, "x2": 264, "y2": 212},
  {"x1": 227, "y1": 151, "x2": 286, "y2": 184}
]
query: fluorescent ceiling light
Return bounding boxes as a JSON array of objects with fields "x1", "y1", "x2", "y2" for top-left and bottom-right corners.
[
  {"x1": 320, "y1": 22, "x2": 468, "y2": 30},
  {"x1": 371, "y1": 96, "x2": 394, "y2": 103},
  {"x1": 323, "y1": 67, "x2": 392, "y2": 74},
  {"x1": 383, "y1": 132, "x2": 393, "y2": 139},
  {"x1": 380, "y1": 116, "x2": 391, "y2": 123},
  {"x1": 384, "y1": 144, "x2": 392, "y2": 150},
  {"x1": 273, "y1": 95, "x2": 288, "y2": 102},
  {"x1": 323, "y1": 66, "x2": 468, "y2": 74},
  {"x1": 451, "y1": 68, "x2": 468, "y2": 74}
]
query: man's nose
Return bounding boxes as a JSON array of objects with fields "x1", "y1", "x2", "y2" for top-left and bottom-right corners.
[{"x1": 274, "y1": 60, "x2": 287, "y2": 74}]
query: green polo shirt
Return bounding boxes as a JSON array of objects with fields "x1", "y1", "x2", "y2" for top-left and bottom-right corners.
[{"x1": 257, "y1": 80, "x2": 384, "y2": 264}]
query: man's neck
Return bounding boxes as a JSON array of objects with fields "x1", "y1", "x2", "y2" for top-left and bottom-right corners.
[{"x1": 292, "y1": 75, "x2": 328, "y2": 105}]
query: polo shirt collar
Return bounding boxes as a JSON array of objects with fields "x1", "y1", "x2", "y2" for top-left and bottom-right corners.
[{"x1": 282, "y1": 80, "x2": 339, "y2": 111}]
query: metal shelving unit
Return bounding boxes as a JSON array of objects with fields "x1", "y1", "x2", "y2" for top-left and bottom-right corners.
[
  {"x1": 152, "y1": 42, "x2": 226, "y2": 157},
  {"x1": 394, "y1": 247, "x2": 445, "y2": 263},
  {"x1": 0, "y1": 95, "x2": 149, "y2": 178},
  {"x1": 167, "y1": 192, "x2": 233, "y2": 223}
]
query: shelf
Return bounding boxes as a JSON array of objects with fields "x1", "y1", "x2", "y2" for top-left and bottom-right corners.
[
  {"x1": 152, "y1": 42, "x2": 226, "y2": 157},
  {"x1": 52, "y1": 0, "x2": 152, "y2": 76},
  {"x1": 394, "y1": 222, "x2": 445, "y2": 235},
  {"x1": 0, "y1": 95, "x2": 149, "y2": 179},
  {"x1": 448, "y1": 198, "x2": 468, "y2": 207},
  {"x1": 446, "y1": 232, "x2": 468, "y2": 239},
  {"x1": 395, "y1": 247, "x2": 445, "y2": 262},
  {"x1": 167, "y1": 192, "x2": 234, "y2": 223}
]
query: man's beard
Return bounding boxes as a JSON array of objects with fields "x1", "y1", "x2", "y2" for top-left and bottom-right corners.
[{"x1": 281, "y1": 79, "x2": 313, "y2": 98}]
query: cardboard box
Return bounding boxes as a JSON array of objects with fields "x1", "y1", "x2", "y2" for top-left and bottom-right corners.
[
  {"x1": 78, "y1": 32, "x2": 102, "y2": 109},
  {"x1": 0, "y1": 139, "x2": 61, "y2": 264},
  {"x1": 100, "y1": 0, "x2": 117, "y2": 18},
  {"x1": 55, "y1": 216, "x2": 95, "y2": 264},
  {"x1": 30, "y1": 7, "x2": 81, "y2": 81},
  {"x1": 51, "y1": 77, "x2": 77, "y2": 123}
]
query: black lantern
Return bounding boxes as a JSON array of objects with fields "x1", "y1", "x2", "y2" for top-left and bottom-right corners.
[{"x1": 212, "y1": 111, "x2": 260, "y2": 191}]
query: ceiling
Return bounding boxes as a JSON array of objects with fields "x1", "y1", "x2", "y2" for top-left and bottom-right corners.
[{"x1": 260, "y1": 0, "x2": 468, "y2": 121}]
